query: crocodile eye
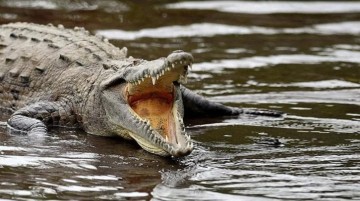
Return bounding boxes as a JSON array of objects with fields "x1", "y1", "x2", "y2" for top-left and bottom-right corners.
[{"x1": 133, "y1": 59, "x2": 142, "y2": 66}]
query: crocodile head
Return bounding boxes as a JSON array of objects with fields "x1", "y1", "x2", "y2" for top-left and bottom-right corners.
[{"x1": 99, "y1": 50, "x2": 193, "y2": 157}]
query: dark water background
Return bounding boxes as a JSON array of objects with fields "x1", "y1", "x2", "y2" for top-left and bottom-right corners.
[{"x1": 0, "y1": 0, "x2": 359, "y2": 200}]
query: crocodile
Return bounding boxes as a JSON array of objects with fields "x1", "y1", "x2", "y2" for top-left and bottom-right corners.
[{"x1": 0, "y1": 22, "x2": 283, "y2": 157}]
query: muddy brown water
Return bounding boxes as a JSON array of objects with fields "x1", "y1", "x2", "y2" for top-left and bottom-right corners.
[{"x1": 0, "y1": 1, "x2": 360, "y2": 200}]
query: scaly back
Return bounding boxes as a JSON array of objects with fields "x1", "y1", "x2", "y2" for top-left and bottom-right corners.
[{"x1": 0, "y1": 22, "x2": 126, "y2": 112}]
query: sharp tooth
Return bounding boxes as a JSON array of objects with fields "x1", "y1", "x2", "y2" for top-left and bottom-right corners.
[
  {"x1": 167, "y1": 67, "x2": 170, "y2": 71},
  {"x1": 151, "y1": 76, "x2": 156, "y2": 85},
  {"x1": 156, "y1": 74, "x2": 159, "y2": 80},
  {"x1": 161, "y1": 69, "x2": 165, "y2": 75},
  {"x1": 149, "y1": 133, "x2": 154, "y2": 141},
  {"x1": 189, "y1": 63, "x2": 192, "y2": 69},
  {"x1": 185, "y1": 134, "x2": 190, "y2": 140},
  {"x1": 180, "y1": 75, "x2": 187, "y2": 84},
  {"x1": 172, "y1": 63, "x2": 175, "y2": 68}
]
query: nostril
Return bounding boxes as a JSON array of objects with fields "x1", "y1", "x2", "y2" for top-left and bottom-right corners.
[
  {"x1": 172, "y1": 50, "x2": 184, "y2": 53},
  {"x1": 167, "y1": 51, "x2": 193, "y2": 64}
]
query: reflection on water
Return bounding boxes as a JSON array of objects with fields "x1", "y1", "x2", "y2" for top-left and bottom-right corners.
[
  {"x1": 194, "y1": 51, "x2": 360, "y2": 70},
  {"x1": 1, "y1": 0, "x2": 360, "y2": 200},
  {"x1": 166, "y1": 1, "x2": 360, "y2": 14},
  {"x1": 97, "y1": 21, "x2": 360, "y2": 40}
]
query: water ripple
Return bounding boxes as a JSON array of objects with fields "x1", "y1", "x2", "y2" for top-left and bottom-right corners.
[
  {"x1": 97, "y1": 21, "x2": 360, "y2": 40},
  {"x1": 244, "y1": 80, "x2": 360, "y2": 89},
  {"x1": 210, "y1": 89, "x2": 360, "y2": 105},
  {"x1": 156, "y1": 140, "x2": 360, "y2": 200},
  {"x1": 166, "y1": 1, "x2": 360, "y2": 14},
  {"x1": 194, "y1": 52, "x2": 360, "y2": 71}
]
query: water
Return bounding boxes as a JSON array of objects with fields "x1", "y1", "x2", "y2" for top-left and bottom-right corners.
[{"x1": 0, "y1": 0, "x2": 359, "y2": 200}]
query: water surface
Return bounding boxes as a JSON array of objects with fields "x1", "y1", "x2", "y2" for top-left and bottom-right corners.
[{"x1": 0, "y1": 1, "x2": 359, "y2": 200}]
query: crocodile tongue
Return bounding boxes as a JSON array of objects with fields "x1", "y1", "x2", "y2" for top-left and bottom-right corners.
[
  {"x1": 126, "y1": 69, "x2": 179, "y2": 144},
  {"x1": 128, "y1": 90, "x2": 176, "y2": 144}
]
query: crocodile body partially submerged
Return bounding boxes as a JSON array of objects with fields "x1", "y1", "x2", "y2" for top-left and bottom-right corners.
[{"x1": 0, "y1": 23, "x2": 283, "y2": 157}]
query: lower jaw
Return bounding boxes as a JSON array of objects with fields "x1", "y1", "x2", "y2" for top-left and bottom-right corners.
[
  {"x1": 126, "y1": 85, "x2": 187, "y2": 156},
  {"x1": 128, "y1": 132, "x2": 170, "y2": 156}
]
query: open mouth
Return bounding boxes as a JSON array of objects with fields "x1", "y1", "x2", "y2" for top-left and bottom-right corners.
[
  {"x1": 124, "y1": 51, "x2": 194, "y2": 156},
  {"x1": 127, "y1": 84, "x2": 176, "y2": 144}
]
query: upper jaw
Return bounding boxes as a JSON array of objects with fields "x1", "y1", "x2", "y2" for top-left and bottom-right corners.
[
  {"x1": 124, "y1": 50, "x2": 193, "y2": 86},
  {"x1": 124, "y1": 50, "x2": 194, "y2": 157}
]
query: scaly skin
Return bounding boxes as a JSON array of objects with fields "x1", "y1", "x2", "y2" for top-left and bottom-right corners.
[{"x1": 0, "y1": 22, "x2": 283, "y2": 157}]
